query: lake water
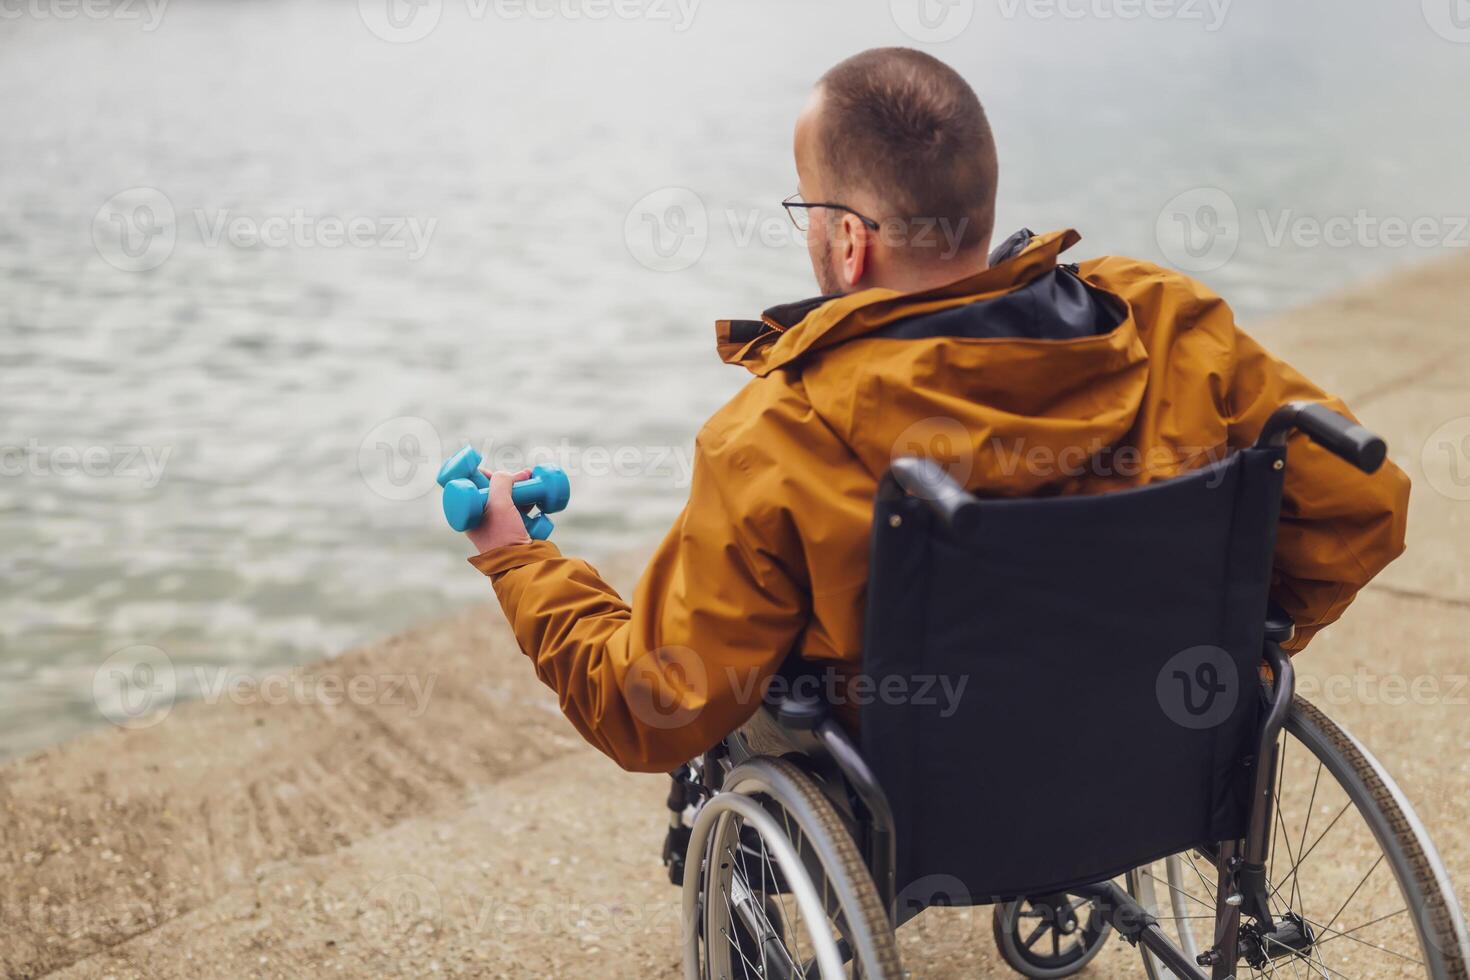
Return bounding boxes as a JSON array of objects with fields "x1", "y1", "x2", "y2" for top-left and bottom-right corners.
[{"x1": 2, "y1": 0, "x2": 1467, "y2": 758}]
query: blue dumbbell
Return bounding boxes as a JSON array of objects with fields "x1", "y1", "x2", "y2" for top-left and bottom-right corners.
[
  {"x1": 435, "y1": 445, "x2": 490, "y2": 491},
  {"x1": 435, "y1": 446, "x2": 570, "y2": 538}
]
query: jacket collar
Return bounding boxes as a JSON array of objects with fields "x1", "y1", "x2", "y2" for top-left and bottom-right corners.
[{"x1": 714, "y1": 228, "x2": 1083, "y2": 376}]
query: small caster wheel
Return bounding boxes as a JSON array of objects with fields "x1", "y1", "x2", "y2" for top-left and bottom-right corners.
[{"x1": 993, "y1": 892, "x2": 1111, "y2": 978}]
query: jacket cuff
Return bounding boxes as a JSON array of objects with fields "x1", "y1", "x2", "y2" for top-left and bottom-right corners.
[{"x1": 468, "y1": 540, "x2": 562, "y2": 577}]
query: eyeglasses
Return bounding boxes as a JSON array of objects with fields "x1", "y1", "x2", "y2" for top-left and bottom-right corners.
[{"x1": 782, "y1": 192, "x2": 881, "y2": 233}]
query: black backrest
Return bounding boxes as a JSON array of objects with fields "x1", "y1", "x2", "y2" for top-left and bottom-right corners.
[{"x1": 860, "y1": 448, "x2": 1286, "y2": 904}]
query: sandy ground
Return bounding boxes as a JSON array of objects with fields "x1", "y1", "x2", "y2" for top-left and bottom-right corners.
[{"x1": 4, "y1": 253, "x2": 1469, "y2": 979}]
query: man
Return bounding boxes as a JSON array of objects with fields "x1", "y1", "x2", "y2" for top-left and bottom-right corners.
[{"x1": 466, "y1": 48, "x2": 1409, "y2": 774}]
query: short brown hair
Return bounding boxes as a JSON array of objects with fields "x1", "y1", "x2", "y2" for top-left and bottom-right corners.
[{"x1": 817, "y1": 48, "x2": 998, "y2": 255}]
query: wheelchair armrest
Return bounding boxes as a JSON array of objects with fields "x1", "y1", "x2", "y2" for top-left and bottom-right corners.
[{"x1": 1264, "y1": 602, "x2": 1296, "y2": 644}]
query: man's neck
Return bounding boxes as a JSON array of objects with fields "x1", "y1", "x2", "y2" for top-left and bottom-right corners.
[{"x1": 863, "y1": 248, "x2": 990, "y2": 295}]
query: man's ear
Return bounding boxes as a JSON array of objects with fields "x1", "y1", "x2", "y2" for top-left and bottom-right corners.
[{"x1": 838, "y1": 212, "x2": 870, "y2": 289}]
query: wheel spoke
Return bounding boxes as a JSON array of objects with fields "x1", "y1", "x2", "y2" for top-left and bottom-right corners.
[
  {"x1": 1300, "y1": 912, "x2": 1424, "y2": 967},
  {"x1": 1288, "y1": 761, "x2": 1323, "y2": 919},
  {"x1": 1261, "y1": 934, "x2": 1361, "y2": 980},
  {"x1": 726, "y1": 840, "x2": 798, "y2": 978},
  {"x1": 1269, "y1": 801, "x2": 1350, "y2": 905},
  {"x1": 1272, "y1": 797, "x2": 1303, "y2": 917},
  {"x1": 1140, "y1": 867, "x2": 1215, "y2": 911},
  {"x1": 775, "y1": 810, "x2": 800, "y2": 969},
  {"x1": 1271, "y1": 737, "x2": 1290, "y2": 885},
  {"x1": 719, "y1": 927, "x2": 760, "y2": 980},
  {"x1": 1315, "y1": 906, "x2": 1406, "y2": 945},
  {"x1": 1320, "y1": 854, "x2": 1383, "y2": 937},
  {"x1": 1121, "y1": 710, "x2": 1451, "y2": 980},
  {"x1": 1151, "y1": 914, "x2": 1219, "y2": 921},
  {"x1": 721, "y1": 884, "x2": 761, "y2": 980},
  {"x1": 1183, "y1": 851, "x2": 1218, "y2": 904}
]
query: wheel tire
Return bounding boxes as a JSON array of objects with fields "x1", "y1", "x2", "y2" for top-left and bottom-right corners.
[
  {"x1": 992, "y1": 895, "x2": 1112, "y2": 978},
  {"x1": 1129, "y1": 695, "x2": 1470, "y2": 980},
  {"x1": 683, "y1": 756, "x2": 904, "y2": 979},
  {"x1": 1288, "y1": 698, "x2": 1470, "y2": 980}
]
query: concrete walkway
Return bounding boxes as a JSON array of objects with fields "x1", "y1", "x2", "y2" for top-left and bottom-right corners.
[{"x1": 4, "y1": 253, "x2": 1468, "y2": 979}]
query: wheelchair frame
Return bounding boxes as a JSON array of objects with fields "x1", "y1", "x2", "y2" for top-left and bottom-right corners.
[
  {"x1": 677, "y1": 401, "x2": 1416, "y2": 979},
  {"x1": 709, "y1": 638, "x2": 1291, "y2": 980}
]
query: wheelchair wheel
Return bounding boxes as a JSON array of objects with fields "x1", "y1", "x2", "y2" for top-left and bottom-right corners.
[
  {"x1": 1127, "y1": 696, "x2": 1470, "y2": 980},
  {"x1": 992, "y1": 894, "x2": 1112, "y2": 978},
  {"x1": 682, "y1": 756, "x2": 903, "y2": 979}
]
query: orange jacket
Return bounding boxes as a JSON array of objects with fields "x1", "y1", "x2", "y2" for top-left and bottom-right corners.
[{"x1": 472, "y1": 229, "x2": 1410, "y2": 773}]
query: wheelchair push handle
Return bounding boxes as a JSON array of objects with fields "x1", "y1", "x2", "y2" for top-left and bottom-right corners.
[
  {"x1": 886, "y1": 457, "x2": 982, "y2": 535},
  {"x1": 1257, "y1": 401, "x2": 1387, "y2": 474}
]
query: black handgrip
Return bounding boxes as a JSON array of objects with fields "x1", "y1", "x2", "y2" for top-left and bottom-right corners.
[
  {"x1": 1257, "y1": 401, "x2": 1387, "y2": 474},
  {"x1": 888, "y1": 457, "x2": 982, "y2": 535}
]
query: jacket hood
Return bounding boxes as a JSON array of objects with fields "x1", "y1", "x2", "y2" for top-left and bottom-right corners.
[{"x1": 714, "y1": 229, "x2": 1153, "y2": 494}]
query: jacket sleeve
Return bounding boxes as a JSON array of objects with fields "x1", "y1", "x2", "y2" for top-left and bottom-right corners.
[
  {"x1": 468, "y1": 435, "x2": 809, "y2": 773},
  {"x1": 1223, "y1": 327, "x2": 1411, "y2": 651}
]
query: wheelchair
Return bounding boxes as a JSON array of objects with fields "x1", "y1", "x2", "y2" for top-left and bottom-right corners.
[{"x1": 664, "y1": 402, "x2": 1470, "y2": 979}]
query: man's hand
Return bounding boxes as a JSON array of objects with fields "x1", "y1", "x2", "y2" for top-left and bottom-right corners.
[{"x1": 465, "y1": 467, "x2": 533, "y2": 555}]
